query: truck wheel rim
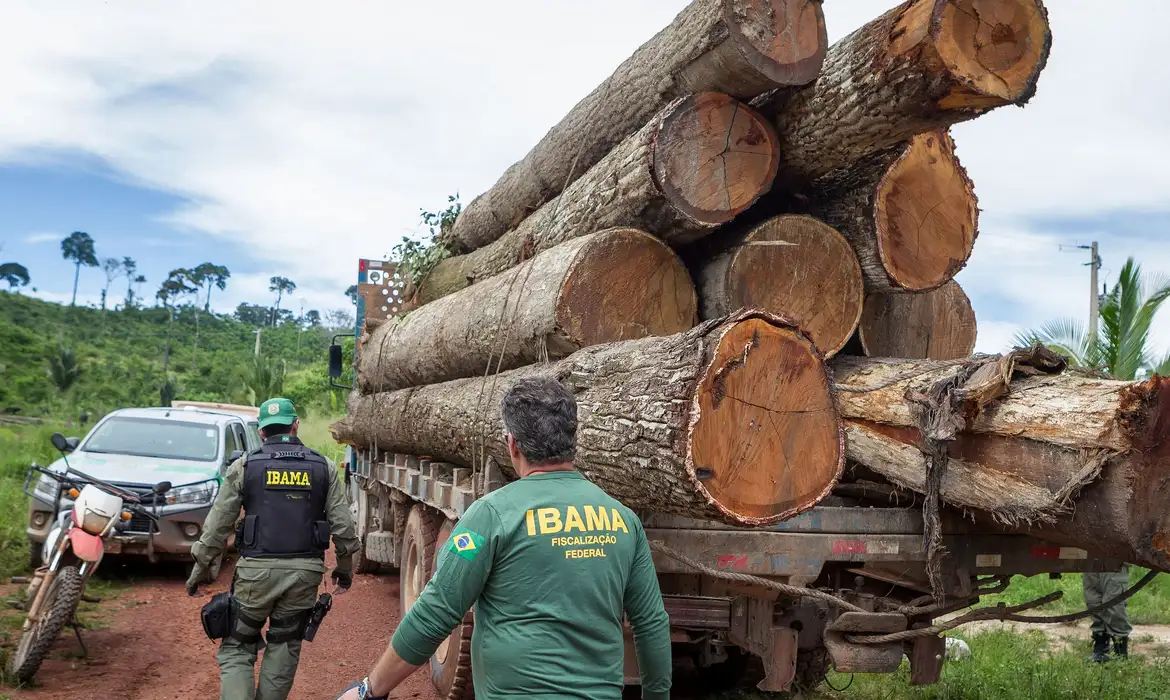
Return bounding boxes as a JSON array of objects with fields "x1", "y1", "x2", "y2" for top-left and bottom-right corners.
[{"x1": 403, "y1": 537, "x2": 422, "y2": 612}]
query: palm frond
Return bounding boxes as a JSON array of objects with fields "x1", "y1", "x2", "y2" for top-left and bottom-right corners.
[{"x1": 1014, "y1": 317, "x2": 1096, "y2": 367}]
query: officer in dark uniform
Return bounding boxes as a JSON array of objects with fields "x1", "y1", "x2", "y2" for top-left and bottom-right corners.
[{"x1": 188, "y1": 397, "x2": 360, "y2": 700}]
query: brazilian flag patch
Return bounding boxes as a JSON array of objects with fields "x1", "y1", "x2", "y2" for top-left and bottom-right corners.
[{"x1": 449, "y1": 529, "x2": 484, "y2": 562}]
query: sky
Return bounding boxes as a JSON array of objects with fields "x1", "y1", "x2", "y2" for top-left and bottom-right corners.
[{"x1": 0, "y1": 0, "x2": 1167, "y2": 361}]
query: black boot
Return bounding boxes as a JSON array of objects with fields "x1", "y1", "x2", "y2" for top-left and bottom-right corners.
[
  {"x1": 1090, "y1": 632, "x2": 1111, "y2": 663},
  {"x1": 1112, "y1": 636, "x2": 1128, "y2": 660}
]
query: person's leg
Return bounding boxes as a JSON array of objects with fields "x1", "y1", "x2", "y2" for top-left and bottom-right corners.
[
  {"x1": 1082, "y1": 573, "x2": 1110, "y2": 662},
  {"x1": 256, "y1": 569, "x2": 322, "y2": 700},
  {"x1": 1099, "y1": 569, "x2": 1133, "y2": 657},
  {"x1": 218, "y1": 568, "x2": 279, "y2": 700}
]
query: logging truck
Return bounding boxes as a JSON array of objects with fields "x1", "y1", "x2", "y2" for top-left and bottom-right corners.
[{"x1": 327, "y1": 259, "x2": 1129, "y2": 698}]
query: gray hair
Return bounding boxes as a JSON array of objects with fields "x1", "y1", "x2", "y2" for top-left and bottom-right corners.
[{"x1": 500, "y1": 377, "x2": 577, "y2": 466}]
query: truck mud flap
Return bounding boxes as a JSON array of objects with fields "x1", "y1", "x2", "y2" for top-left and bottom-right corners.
[{"x1": 824, "y1": 612, "x2": 906, "y2": 674}]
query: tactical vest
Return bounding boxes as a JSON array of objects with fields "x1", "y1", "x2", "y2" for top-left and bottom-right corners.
[{"x1": 238, "y1": 438, "x2": 331, "y2": 559}]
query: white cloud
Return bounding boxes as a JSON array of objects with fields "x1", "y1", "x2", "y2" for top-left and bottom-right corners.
[
  {"x1": 21, "y1": 232, "x2": 59, "y2": 245},
  {"x1": 0, "y1": 1, "x2": 1168, "y2": 358}
]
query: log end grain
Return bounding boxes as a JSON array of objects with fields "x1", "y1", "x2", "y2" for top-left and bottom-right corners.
[
  {"x1": 724, "y1": 0, "x2": 828, "y2": 86},
  {"x1": 929, "y1": 0, "x2": 1053, "y2": 108},
  {"x1": 700, "y1": 215, "x2": 864, "y2": 358},
  {"x1": 557, "y1": 227, "x2": 698, "y2": 347},
  {"x1": 689, "y1": 315, "x2": 843, "y2": 523},
  {"x1": 858, "y1": 280, "x2": 976, "y2": 360},
  {"x1": 875, "y1": 131, "x2": 978, "y2": 292},
  {"x1": 654, "y1": 92, "x2": 780, "y2": 230}
]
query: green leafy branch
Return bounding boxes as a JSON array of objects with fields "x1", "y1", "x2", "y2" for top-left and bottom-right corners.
[{"x1": 388, "y1": 193, "x2": 461, "y2": 296}]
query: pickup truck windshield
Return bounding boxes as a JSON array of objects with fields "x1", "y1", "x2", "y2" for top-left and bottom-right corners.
[{"x1": 82, "y1": 417, "x2": 220, "y2": 462}]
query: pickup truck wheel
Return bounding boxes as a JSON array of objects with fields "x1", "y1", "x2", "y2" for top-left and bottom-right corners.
[
  {"x1": 400, "y1": 506, "x2": 440, "y2": 618},
  {"x1": 28, "y1": 541, "x2": 42, "y2": 571},
  {"x1": 429, "y1": 518, "x2": 474, "y2": 700}
]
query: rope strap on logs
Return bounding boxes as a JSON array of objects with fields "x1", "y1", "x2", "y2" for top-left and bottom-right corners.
[{"x1": 648, "y1": 540, "x2": 1160, "y2": 645}]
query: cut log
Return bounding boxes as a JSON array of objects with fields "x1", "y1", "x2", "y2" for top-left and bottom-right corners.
[
  {"x1": 833, "y1": 350, "x2": 1170, "y2": 571},
  {"x1": 417, "y1": 93, "x2": 780, "y2": 305},
  {"x1": 857, "y1": 280, "x2": 976, "y2": 360},
  {"x1": 445, "y1": 0, "x2": 827, "y2": 254},
  {"x1": 356, "y1": 228, "x2": 697, "y2": 393},
  {"x1": 696, "y1": 215, "x2": 863, "y2": 357},
  {"x1": 333, "y1": 312, "x2": 844, "y2": 526},
  {"x1": 755, "y1": 0, "x2": 1051, "y2": 187},
  {"x1": 806, "y1": 130, "x2": 978, "y2": 292}
]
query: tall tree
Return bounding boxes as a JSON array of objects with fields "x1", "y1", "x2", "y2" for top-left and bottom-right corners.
[
  {"x1": 100, "y1": 257, "x2": 124, "y2": 311},
  {"x1": 0, "y1": 262, "x2": 30, "y2": 290},
  {"x1": 156, "y1": 269, "x2": 197, "y2": 376},
  {"x1": 122, "y1": 257, "x2": 138, "y2": 307},
  {"x1": 268, "y1": 276, "x2": 296, "y2": 326},
  {"x1": 1015, "y1": 257, "x2": 1170, "y2": 381},
  {"x1": 191, "y1": 262, "x2": 231, "y2": 311},
  {"x1": 234, "y1": 303, "x2": 271, "y2": 326},
  {"x1": 345, "y1": 284, "x2": 358, "y2": 305},
  {"x1": 61, "y1": 232, "x2": 98, "y2": 306},
  {"x1": 304, "y1": 309, "x2": 322, "y2": 327}
]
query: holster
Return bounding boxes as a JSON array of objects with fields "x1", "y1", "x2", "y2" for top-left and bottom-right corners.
[
  {"x1": 302, "y1": 592, "x2": 333, "y2": 642},
  {"x1": 200, "y1": 586, "x2": 238, "y2": 640}
]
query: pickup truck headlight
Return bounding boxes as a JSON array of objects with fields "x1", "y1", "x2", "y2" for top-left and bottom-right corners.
[
  {"x1": 33, "y1": 475, "x2": 63, "y2": 504},
  {"x1": 166, "y1": 480, "x2": 218, "y2": 506}
]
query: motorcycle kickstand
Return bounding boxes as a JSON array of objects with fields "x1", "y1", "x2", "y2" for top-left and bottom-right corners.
[{"x1": 70, "y1": 619, "x2": 89, "y2": 658}]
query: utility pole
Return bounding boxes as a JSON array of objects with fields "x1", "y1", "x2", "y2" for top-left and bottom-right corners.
[
  {"x1": 253, "y1": 327, "x2": 262, "y2": 358},
  {"x1": 1078, "y1": 242, "x2": 1102, "y2": 346}
]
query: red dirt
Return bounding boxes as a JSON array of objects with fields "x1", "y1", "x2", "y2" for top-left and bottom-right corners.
[{"x1": 5, "y1": 551, "x2": 441, "y2": 700}]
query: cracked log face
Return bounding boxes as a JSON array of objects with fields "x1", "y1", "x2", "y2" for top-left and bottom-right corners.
[
  {"x1": 654, "y1": 92, "x2": 781, "y2": 227},
  {"x1": 690, "y1": 317, "x2": 842, "y2": 521},
  {"x1": 356, "y1": 228, "x2": 696, "y2": 393},
  {"x1": 932, "y1": 0, "x2": 1051, "y2": 107},
  {"x1": 696, "y1": 215, "x2": 864, "y2": 357},
  {"x1": 333, "y1": 313, "x2": 843, "y2": 526},
  {"x1": 808, "y1": 130, "x2": 978, "y2": 293},
  {"x1": 858, "y1": 280, "x2": 976, "y2": 360}
]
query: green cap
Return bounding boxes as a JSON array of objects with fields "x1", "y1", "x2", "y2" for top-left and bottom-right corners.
[{"x1": 258, "y1": 397, "x2": 297, "y2": 429}]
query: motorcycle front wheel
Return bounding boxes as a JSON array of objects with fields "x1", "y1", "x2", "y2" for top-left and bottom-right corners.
[{"x1": 8, "y1": 564, "x2": 84, "y2": 684}]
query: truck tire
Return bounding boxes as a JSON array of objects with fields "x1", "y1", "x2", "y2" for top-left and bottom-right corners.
[
  {"x1": 429, "y1": 518, "x2": 475, "y2": 700},
  {"x1": 399, "y1": 505, "x2": 440, "y2": 618}
]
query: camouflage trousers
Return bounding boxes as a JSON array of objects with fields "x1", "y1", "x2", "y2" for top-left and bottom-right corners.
[
  {"x1": 1083, "y1": 568, "x2": 1133, "y2": 638},
  {"x1": 217, "y1": 566, "x2": 322, "y2": 700}
]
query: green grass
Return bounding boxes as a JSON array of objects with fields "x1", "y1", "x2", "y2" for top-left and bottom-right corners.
[
  {"x1": 298, "y1": 412, "x2": 348, "y2": 464},
  {"x1": 0, "y1": 420, "x2": 70, "y2": 578},
  {"x1": 820, "y1": 629, "x2": 1170, "y2": 699},
  {"x1": 979, "y1": 570, "x2": 1170, "y2": 625}
]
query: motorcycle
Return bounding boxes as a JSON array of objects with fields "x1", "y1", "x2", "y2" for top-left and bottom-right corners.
[{"x1": 9, "y1": 432, "x2": 172, "y2": 684}]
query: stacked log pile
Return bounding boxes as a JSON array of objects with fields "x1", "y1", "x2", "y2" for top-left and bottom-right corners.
[{"x1": 331, "y1": 0, "x2": 1167, "y2": 573}]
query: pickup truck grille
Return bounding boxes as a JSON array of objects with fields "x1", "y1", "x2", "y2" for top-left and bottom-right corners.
[{"x1": 125, "y1": 513, "x2": 156, "y2": 534}]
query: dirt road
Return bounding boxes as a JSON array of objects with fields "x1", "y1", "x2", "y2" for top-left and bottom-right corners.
[{"x1": 6, "y1": 553, "x2": 441, "y2": 700}]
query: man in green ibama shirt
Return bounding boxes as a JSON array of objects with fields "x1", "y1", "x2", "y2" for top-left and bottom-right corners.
[{"x1": 335, "y1": 376, "x2": 672, "y2": 700}]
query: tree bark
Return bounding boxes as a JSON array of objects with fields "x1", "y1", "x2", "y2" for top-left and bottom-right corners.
[
  {"x1": 445, "y1": 0, "x2": 827, "y2": 254},
  {"x1": 833, "y1": 350, "x2": 1170, "y2": 571},
  {"x1": 755, "y1": 0, "x2": 1051, "y2": 188},
  {"x1": 695, "y1": 215, "x2": 863, "y2": 358},
  {"x1": 856, "y1": 280, "x2": 976, "y2": 360},
  {"x1": 806, "y1": 130, "x2": 978, "y2": 292},
  {"x1": 357, "y1": 228, "x2": 697, "y2": 393},
  {"x1": 417, "y1": 93, "x2": 780, "y2": 305},
  {"x1": 333, "y1": 312, "x2": 844, "y2": 526}
]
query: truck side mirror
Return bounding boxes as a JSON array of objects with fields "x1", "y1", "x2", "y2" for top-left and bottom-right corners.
[
  {"x1": 328, "y1": 334, "x2": 353, "y2": 390},
  {"x1": 154, "y1": 481, "x2": 173, "y2": 495},
  {"x1": 328, "y1": 344, "x2": 344, "y2": 378}
]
